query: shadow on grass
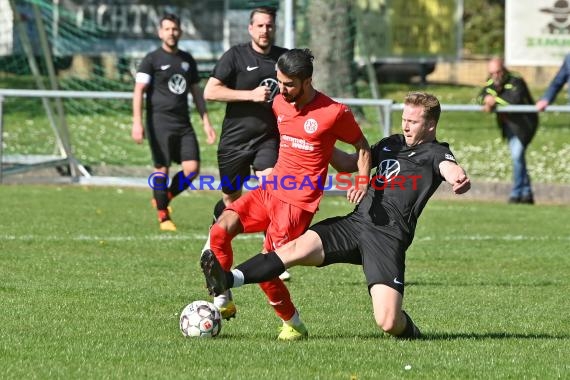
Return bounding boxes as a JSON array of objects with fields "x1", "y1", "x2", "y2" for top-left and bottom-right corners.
[
  {"x1": 421, "y1": 332, "x2": 570, "y2": 340},
  {"x1": 213, "y1": 331, "x2": 570, "y2": 341}
]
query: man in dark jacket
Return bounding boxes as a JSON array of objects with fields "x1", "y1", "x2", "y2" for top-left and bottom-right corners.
[{"x1": 480, "y1": 57, "x2": 538, "y2": 204}]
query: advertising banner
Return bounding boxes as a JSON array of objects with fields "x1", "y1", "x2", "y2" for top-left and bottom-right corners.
[
  {"x1": 55, "y1": 0, "x2": 225, "y2": 59},
  {"x1": 0, "y1": 0, "x2": 13, "y2": 56},
  {"x1": 1, "y1": 0, "x2": 227, "y2": 60},
  {"x1": 506, "y1": 0, "x2": 570, "y2": 65}
]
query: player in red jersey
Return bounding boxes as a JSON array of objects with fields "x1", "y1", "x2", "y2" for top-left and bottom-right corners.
[{"x1": 200, "y1": 48, "x2": 370, "y2": 340}]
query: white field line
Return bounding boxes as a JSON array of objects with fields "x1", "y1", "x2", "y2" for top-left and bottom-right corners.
[
  {"x1": 0, "y1": 233, "x2": 261, "y2": 242},
  {"x1": 0, "y1": 234, "x2": 568, "y2": 242}
]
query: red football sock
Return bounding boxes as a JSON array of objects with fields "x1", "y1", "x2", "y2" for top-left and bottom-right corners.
[
  {"x1": 209, "y1": 223, "x2": 235, "y2": 271},
  {"x1": 259, "y1": 278, "x2": 296, "y2": 321}
]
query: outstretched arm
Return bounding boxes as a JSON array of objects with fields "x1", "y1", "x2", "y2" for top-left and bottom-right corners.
[
  {"x1": 537, "y1": 55, "x2": 570, "y2": 111},
  {"x1": 330, "y1": 136, "x2": 371, "y2": 172},
  {"x1": 330, "y1": 136, "x2": 371, "y2": 204},
  {"x1": 203, "y1": 77, "x2": 270, "y2": 103},
  {"x1": 330, "y1": 147, "x2": 357, "y2": 172},
  {"x1": 347, "y1": 135, "x2": 371, "y2": 204},
  {"x1": 439, "y1": 160, "x2": 471, "y2": 194}
]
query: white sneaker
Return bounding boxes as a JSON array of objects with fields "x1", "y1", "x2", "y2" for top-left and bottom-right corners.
[
  {"x1": 279, "y1": 270, "x2": 291, "y2": 281},
  {"x1": 214, "y1": 290, "x2": 236, "y2": 320}
]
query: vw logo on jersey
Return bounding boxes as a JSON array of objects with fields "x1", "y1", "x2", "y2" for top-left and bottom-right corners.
[
  {"x1": 261, "y1": 78, "x2": 279, "y2": 102},
  {"x1": 168, "y1": 74, "x2": 186, "y2": 94},
  {"x1": 375, "y1": 159, "x2": 400, "y2": 185},
  {"x1": 304, "y1": 118, "x2": 318, "y2": 134}
]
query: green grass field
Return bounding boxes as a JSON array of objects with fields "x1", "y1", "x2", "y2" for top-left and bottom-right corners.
[{"x1": 1, "y1": 185, "x2": 569, "y2": 379}]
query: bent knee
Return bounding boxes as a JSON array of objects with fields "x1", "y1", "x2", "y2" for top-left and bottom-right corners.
[
  {"x1": 374, "y1": 310, "x2": 401, "y2": 335},
  {"x1": 370, "y1": 284, "x2": 404, "y2": 336},
  {"x1": 375, "y1": 317, "x2": 399, "y2": 335},
  {"x1": 182, "y1": 161, "x2": 200, "y2": 176},
  {"x1": 186, "y1": 167, "x2": 200, "y2": 177},
  {"x1": 217, "y1": 210, "x2": 242, "y2": 235}
]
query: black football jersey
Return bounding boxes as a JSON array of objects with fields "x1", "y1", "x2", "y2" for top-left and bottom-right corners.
[
  {"x1": 138, "y1": 48, "x2": 200, "y2": 125},
  {"x1": 353, "y1": 134, "x2": 458, "y2": 243},
  {"x1": 211, "y1": 43, "x2": 288, "y2": 148}
]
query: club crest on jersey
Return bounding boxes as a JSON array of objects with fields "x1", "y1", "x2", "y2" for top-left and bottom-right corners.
[
  {"x1": 303, "y1": 118, "x2": 318, "y2": 134},
  {"x1": 260, "y1": 78, "x2": 279, "y2": 102},
  {"x1": 168, "y1": 74, "x2": 186, "y2": 94},
  {"x1": 375, "y1": 159, "x2": 400, "y2": 185},
  {"x1": 181, "y1": 61, "x2": 190, "y2": 72}
]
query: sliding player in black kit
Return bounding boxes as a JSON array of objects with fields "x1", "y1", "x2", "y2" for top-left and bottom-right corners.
[{"x1": 201, "y1": 92, "x2": 471, "y2": 339}]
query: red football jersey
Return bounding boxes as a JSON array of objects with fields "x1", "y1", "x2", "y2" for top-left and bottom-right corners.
[{"x1": 265, "y1": 91, "x2": 363, "y2": 212}]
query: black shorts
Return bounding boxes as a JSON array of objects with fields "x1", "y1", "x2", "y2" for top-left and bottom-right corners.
[
  {"x1": 147, "y1": 122, "x2": 199, "y2": 167},
  {"x1": 217, "y1": 138, "x2": 278, "y2": 194},
  {"x1": 309, "y1": 215, "x2": 408, "y2": 294}
]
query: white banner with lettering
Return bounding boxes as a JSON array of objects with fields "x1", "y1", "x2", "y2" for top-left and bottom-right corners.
[
  {"x1": 0, "y1": 0, "x2": 13, "y2": 56},
  {"x1": 506, "y1": 0, "x2": 570, "y2": 66}
]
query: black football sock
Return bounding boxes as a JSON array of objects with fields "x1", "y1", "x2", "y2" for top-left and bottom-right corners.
[
  {"x1": 212, "y1": 199, "x2": 226, "y2": 225},
  {"x1": 169, "y1": 170, "x2": 197, "y2": 198},
  {"x1": 152, "y1": 176, "x2": 169, "y2": 211},
  {"x1": 235, "y1": 251, "x2": 286, "y2": 284},
  {"x1": 223, "y1": 271, "x2": 235, "y2": 288},
  {"x1": 397, "y1": 310, "x2": 422, "y2": 339}
]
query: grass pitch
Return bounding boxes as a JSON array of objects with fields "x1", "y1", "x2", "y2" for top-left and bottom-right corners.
[{"x1": 1, "y1": 185, "x2": 569, "y2": 379}]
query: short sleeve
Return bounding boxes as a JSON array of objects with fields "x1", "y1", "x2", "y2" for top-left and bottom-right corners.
[
  {"x1": 137, "y1": 54, "x2": 153, "y2": 76},
  {"x1": 211, "y1": 48, "x2": 236, "y2": 85},
  {"x1": 333, "y1": 105, "x2": 363, "y2": 145},
  {"x1": 432, "y1": 144, "x2": 457, "y2": 178},
  {"x1": 187, "y1": 56, "x2": 200, "y2": 86},
  {"x1": 369, "y1": 137, "x2": 391, "y2": 168}
]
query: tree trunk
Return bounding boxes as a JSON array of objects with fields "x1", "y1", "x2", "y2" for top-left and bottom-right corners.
[{"x1": 306, "y1": 0, "x2": 358, "y2": 99}]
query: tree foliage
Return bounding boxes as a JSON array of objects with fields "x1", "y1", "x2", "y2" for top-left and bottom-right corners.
[{"x1": 463, "y1": 0, "x2": 505, "y2": 56}]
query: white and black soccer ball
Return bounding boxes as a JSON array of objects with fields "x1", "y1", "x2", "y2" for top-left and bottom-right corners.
[{"x1": 179, "y1": 300, "x2": 222, "y2": 338}]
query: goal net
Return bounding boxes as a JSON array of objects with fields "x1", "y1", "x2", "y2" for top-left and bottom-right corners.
[{"x1": 0, "y1": 0, "x2": 228, "y2": 182}]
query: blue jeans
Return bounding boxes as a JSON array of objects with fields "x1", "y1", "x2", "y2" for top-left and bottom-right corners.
[{"x1": 506, "y1": 130, "x2": 532, "y2": 198}]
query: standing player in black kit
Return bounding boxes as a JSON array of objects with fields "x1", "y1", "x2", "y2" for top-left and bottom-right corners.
[
  {"x1": 132, "y1": 14, "x2": 216, "y2": 231},
  {"x1": 204, "y1": 6, "x2": 287, "y2": 224},
  {"x1": 202, "y1": 6, "x2": 289, "y2": 315}
]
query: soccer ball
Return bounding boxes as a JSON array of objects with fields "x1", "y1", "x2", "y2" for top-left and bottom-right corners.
[{"x1": 179, "y1": 300, "x2": 222, "y2": 338}]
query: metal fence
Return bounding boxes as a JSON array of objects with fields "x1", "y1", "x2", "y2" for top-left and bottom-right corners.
[{"x1": 1, "y1": 89, "x2": 569, "y2": 183}]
